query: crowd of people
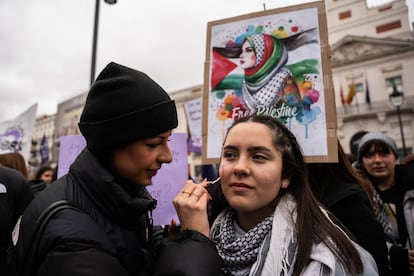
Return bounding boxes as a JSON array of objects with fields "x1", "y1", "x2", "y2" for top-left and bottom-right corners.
[{"x1": 0, "y1": 61, "x2": 413, "y2": 275}]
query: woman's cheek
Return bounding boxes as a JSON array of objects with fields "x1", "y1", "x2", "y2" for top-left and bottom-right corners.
[{"x1": 219, "y1": 163, "x2": 228, "y2": 178}]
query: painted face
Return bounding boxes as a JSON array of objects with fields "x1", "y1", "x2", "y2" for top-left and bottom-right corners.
[
  {"x1": 113, "y1": 130, "x2": 173, "y2": 186},
  {"x1": 40, "y1": 170, "x2": 54, "y2": 185},
  {"x1": 219, "y1": 122, "x2": 287, "y2": 221},
  {"x1": 239, "y1": 40, "x2": 256, "y2": 69},
  {"x1": 361, "y1": 144, "x2": 397, "y2": 182}
]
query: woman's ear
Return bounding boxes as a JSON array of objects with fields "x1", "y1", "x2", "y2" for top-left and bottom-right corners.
[{"x1": 281, "y1": 179, "x2": 290, "y2": 189}]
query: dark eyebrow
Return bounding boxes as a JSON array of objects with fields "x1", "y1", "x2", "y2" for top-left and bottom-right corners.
[
  {"x1": 248, "y1": 146, "x2": 272, "y2": 154},
  {"x1": 223, "y1": 145, "x2": 237, "y2": 151},
  {"x1": 223, "y1": 145, "x2": 272, "y2": 153}
]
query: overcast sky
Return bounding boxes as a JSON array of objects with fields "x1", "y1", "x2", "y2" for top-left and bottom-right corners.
[{"x1": 0, "y1": 0, "x2": 412, "y2": 121}]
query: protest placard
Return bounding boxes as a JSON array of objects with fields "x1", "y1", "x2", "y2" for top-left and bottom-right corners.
[{"x1": 202, "y1": 2, "x2": 337, "y2": 163}]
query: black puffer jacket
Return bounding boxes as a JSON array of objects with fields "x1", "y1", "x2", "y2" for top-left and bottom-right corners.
[
  {"x1": 16, "y1": 149, "x2": 160, "y2": 276},
  {"x1": 0, "y1": 166, "x2": 33, "y2": 276},
  {"x1": 28, "y1": 179, "x2": 47, "y2": 197}
]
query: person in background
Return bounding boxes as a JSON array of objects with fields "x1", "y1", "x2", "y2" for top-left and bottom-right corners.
[
  {"x1": 0, "y1": 152, "x2": 29, "y2": 179},
  {"x1": 307, "y1": 139, "x2": 390, "y2": 275},
  {"x1": 156, "y1": 115, "x2": 378, "y2": 275},
  {"x1": 0, "y1": 166, "x2": 33, "y2": 276},
  {"x1": 14, "y1": 61, "x2": 198, "y2": 275},
  {"x1": 355, "y1": 132, "x2": 414, "y2": 275},
  {"x1": 35, "y1": 165, "x2": 54, "y2": 186},
  {"x1": 28, "y1": 165, "x2": 54, "y2": 197}
]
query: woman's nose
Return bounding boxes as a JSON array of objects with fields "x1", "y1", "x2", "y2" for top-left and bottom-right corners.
[
  {"x1": 373, "y1": 153, "x2": 383, "y2": 162},
  {"x1": 159, "y1": 146, "x2": 173, "y2": 164},
  {"x1": 233, "y1": 157, "x2": 249, "y2": 177}
]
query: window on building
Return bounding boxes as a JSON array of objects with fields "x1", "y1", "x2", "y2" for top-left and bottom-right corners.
[
  {"x1": 386, "y1": 76, "x2": 403, "y2": 95},
  {"x1": 339, "y1": 10, "x2": 351, "y2": 20},
  {"x1": 355, "y1": 82, "x2": 364, "y2": 93},
  {"x1": 376, "y1": 20, "x2": 401, "y2": 33}
]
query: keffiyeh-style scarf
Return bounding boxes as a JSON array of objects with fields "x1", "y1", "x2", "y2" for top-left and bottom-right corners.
[
  {"x1": 211, "y1": 195, "x2": 299, "y2": 276},
  {"x1": 211, "y1": 209, "x2": 273, "y2": 275}
]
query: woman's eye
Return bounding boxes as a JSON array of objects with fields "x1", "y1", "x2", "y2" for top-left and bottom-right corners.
[
  {"x1": 363, "y1": 152, "x2": 374, "y2": 158},
  {"x1": 253, "y1": 154, "x2": 267, "y2": 160},
  {"x1": 146, "y1": 143, "x2": 160, "y2": 148},
  {"x1": 223, "y1": 151, "x2": 237, "y2": 159}
]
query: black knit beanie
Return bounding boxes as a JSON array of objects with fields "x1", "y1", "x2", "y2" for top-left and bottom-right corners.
[{"x1": 78, "y1": 62, "x2": 178, "y2": 150}]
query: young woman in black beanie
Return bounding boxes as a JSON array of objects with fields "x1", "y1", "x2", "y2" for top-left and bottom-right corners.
[{"x1": 14, "y1": 62, "x2": 221, "y2": 276}]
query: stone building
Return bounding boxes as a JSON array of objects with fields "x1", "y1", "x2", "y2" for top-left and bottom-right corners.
[{"x1": 326, "y1": 0, "x2": 414, "y2": 158}]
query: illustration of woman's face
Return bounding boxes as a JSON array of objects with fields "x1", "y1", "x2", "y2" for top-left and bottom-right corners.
[{"x1": 240, "y1": 40, "x2": 256, "y2": 69}]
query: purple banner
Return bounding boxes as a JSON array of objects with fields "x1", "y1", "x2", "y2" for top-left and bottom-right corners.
[{"x1": 58, "y1": 133, "x2": 188, "y2": 225}]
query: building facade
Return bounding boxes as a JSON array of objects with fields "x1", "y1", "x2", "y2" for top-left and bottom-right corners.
[
  {"x1": 326, "y1": 0, "x2": 414, "y2": 157},
  {"x1": 326, "y1": 0, "x2": 412, "y2": 44}
]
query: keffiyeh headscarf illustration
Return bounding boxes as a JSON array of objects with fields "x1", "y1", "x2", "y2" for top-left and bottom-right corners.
[{"x1": 241, "y1": 34, "x2": 297, "y2": 113}]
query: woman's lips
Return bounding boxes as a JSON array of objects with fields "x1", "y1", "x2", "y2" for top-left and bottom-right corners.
[
  {"x1": 372, "y1": 167, "x2": 386, "y2": 172},
  {"x1": 229, "y1": 182, "x2": 251, "y2": 192},
  {"x1": 148, "y1": 169, "x2": 158, "y2": 177}
]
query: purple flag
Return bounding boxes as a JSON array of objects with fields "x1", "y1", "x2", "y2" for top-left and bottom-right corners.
[{"x1": 39, "y1": 134, "x2": 49, "y2": 165}]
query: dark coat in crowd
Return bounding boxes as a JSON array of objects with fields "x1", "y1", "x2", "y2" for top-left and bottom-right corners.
[
  {"x1": 154, "y1": 230, "x2": 222, "y2": 276},
  {"x1": 0, "y1": 166, "x2": 33, "y2": 276},
  {"x1": 381, "y1": 164, "x2": 414, "y2": 276},
  {"x1": 320, "y1": 179, "x2": 391, "y2": 275},
  {"x1": 28, "y1": 179, "x2": 47, "y2": 197}
]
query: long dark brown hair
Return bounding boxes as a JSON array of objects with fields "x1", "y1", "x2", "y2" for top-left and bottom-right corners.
[
  {"x1": 308, "y1": 140, "x2": 375, "y2": 210},
  {"x1": 209, "y1": 115, "x2": 363, "y2": 275}
]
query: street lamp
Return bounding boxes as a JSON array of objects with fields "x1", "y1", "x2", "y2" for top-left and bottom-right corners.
[
  {"x1": 90, "y1": 0, "x2": 117, "y2": 86},
  {"x1": 388, "y1": 83, "x2": 407, "y2": 157}
]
